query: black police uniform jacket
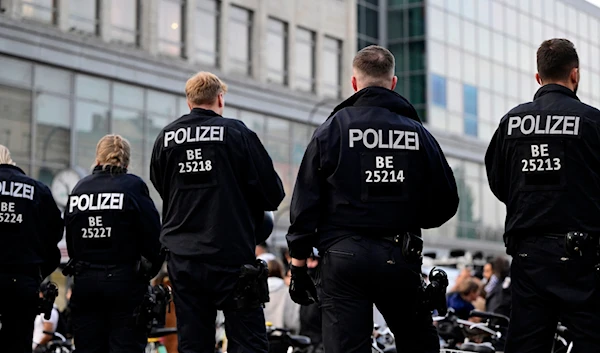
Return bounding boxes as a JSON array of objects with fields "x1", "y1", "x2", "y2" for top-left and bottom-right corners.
[
  {"x1": 286, "y1": 87, "x2": 459, "y2": 259},
  {"x1": 64, "y1": 166, "x2": 162, "y2": 272},
  {"x1": 150, "y1": 108, "x2": 285, "y2": 266},
  {"x1": 0, "y1": 164, "x2": 63, "y2": 278},
  {"x1": 486, "y1": 84, "x2": 600, "y2": 240}
]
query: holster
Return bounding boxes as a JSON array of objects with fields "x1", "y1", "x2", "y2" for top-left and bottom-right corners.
[
  {"x1": 61, "y1": 259, "x2": 87, "y2": 277},
  {"x1": 233, "y1": 259, "x2": 270, "y2": 310},
  {"x1": 402, "y1": 232, "x2": 424, "y2": 263}
]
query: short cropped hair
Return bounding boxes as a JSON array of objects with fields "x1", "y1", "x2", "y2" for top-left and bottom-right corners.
[
  {"x1": 352, "y1": 45, "x2": 395, "y2": 81},
  {"x1": 537, "y1": 39, "x2": 579, "y2": 82},
  {"x1": 185, "y1": 72, "x2": 228, "y2": 106}
]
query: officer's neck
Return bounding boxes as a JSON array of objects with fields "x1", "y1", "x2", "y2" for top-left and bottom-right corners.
[
  {"x1": 190, "y1": 104, "x2": 221, "y2": 115},
  {"x1": 540, "y1": 80, "x2": 576, "y2": 93}
]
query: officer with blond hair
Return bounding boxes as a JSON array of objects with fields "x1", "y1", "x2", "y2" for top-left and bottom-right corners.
[
  {"x1": 0, "y1": 145, "x2": 63, "y2": 353},
  {"x1": 151, "y1": 72, "x2": 285, "y2": 353},
  {"x1": 63, "y1": 135, "x2": 162, "y2": 353}
]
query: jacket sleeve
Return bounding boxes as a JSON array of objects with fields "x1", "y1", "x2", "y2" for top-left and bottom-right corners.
[
  {"x1": 134, "y1": 180, "x2": 164, "y2": 277},
  {"x1": 419, "y1": 128, "x2": 459, "y2": 228},
  {"x1": 149, "y1": 134, "x2": 164, "y2": 199},
  {"x1": 242, "y1": 130, "x2": 286, "y2": 211},
  {"x1": 40, "y1": 185, "x2": 64, "y2": 278},
  {"x1": 286, "y1": 137, "x2": 323, "y2": 259},
  {"x1": 485, "y1": 125, "x2": 507, "y2": 203}
]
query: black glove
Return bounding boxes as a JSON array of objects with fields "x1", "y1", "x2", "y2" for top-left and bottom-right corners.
[{"x1": 289, "y1": 265, "x2": 319, "y2": 305}]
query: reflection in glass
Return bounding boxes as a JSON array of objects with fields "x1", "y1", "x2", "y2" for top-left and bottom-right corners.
[
  {"x1": 267, "y1": 18, "x2": 287, "y2": 85},
  {"x1": 110, "y1": 0, "x2": 138, "y2": 44},
  {"x1": 295, "y1": 28, "x2": 315, "y2": 92},
  {"x1": 75, "y1": 101, "x2": 109, "y2": 171},
  {"x1": 431, "y1": 74, "x2": 446, "y2": 108},
  {"x1": 75, "y1": 75, "x2": 110, "y2": 103},
  {"x1": 0, "y1": 55, "x2": 33, "y2": 86},
  {"x1": 34, "y1": 66, "x2": 71, "y2": 95},
  {"x1": 113, "y1": 108, "x2": 144, "y2": 176},
  {"x1": 429, "y1": 42, "x2": 445, "y2": 75},
  {"x1": 446, "y1": 14, "x2": 460, "y2": 47},
  {"x1": 428, "y1": 7, "x2": 445, "y2": 40},
  {"x1": 113, "y1": 83, "x2": 144, "y2": 110},
  {"x1": 69, "y1": 0, "x2": 98, "y2": 33},
  {"x1": 322, "y1": 37, "x2": 342, "y2": 98},
  {"x1": 195, "y1": 0, "x2": 219, "y2": 66},
  {"x1": 158, "y1": 0, "x2": 184, "y2": 56},
  {"x1": 146, "y1": 90, "x2": 178, "y2": 116},
  {"x1": 239, "y1": 110, "x2": 265, "y2": 140},
  {"x1": 22, "y1": 0, "x2": 57, "y2": 24},
  {"x1": 0, "y1": 85, "x2": 32, "y2": 164},
  {"x1": 462, "y1": 22, "x2": 476, "y2": 53},
  {"x1": 35, "y1": 94, "x2": 70, "y2": 169},
  {"x1": 228, "y1": 6, "x2": 252, "y2": 75}
]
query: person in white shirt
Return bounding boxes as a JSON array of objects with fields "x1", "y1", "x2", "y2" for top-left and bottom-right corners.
[{"x1": 32, "y1": 303, "x2": 59, "y2": 350}]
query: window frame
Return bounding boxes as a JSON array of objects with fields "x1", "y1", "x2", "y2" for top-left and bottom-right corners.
[
  {"x1": 227, "y1": 5, "x2": 254, "y2": 76},
  {"x1": 322, "y1": 36, "x2": 343, "y2": 99},
  {"x1": 68, "y1": 0, "x2": 101, "y2": 35},
  {"x1": 266, "y1": 17, "x2": 288, "y2": 86},
  {"x1": 109, "y1": 0, "x2": 141, "y2": 46},
  {"x1": 194, "y1": 0, "x2": 220, "y2": 66}
]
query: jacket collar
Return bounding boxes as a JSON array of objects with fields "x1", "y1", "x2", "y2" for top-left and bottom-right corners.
[
  {"x1": 93, "y1": 165, "x2": 128, "y2": 175},
  {"x1": 0, "y1": 164, "x2": 26, "y2": 175},
  {"x1": 190, "y1": 108, "x2": 221, "y2": 117},
  {"x1": 328, "y1": 86, "x2": 422, "y2": 124},
  {"x1": 534, "y1": 83, "x2": 580, "y2": 101}
]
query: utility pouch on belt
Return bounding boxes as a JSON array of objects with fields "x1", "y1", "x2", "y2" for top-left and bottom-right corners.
[
  {"x1": 402, "y1": 232, "x2": 424, "y2": 263},
  {"x1": 565, "y1": 231, "x2": 589, "y2": 257},
  {"x1": 61, "y1": 259, "x2": 86, "y2": 277},
  {"x1": 233, "y1": 259, "x2": 270, "y2": 310}
]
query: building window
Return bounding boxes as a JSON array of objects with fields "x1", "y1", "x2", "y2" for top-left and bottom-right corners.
[
  {"x1": 22, "y1": 0, "x2": 58, "y2": 24},
  {"x1": 110, "y1": 0, "x2": 139, "y2": 45},
  {"x1": 69, "y1": 0, "x2": 100, "y2": 34},
  {"x1": 158, "y1": 0, "x2": 186, "y2": 57},
  {"x1": 266, "y1": 18, "x2": 288, "y2": 85},
  {"x1": 295, "y1": 28, "x2": 315, "y2": 93},
  {"x1": 322, "y1": 36, "x2": 342, "y2": 98},
  {"x1": 464, "y1": 84, "x2": 478, "y2": 137},
  {"x1": 228, "y1": 5, "x2": 253, "y2": 75},
  {"x1": 195, "y1": 0, "x2": 219, "y2": 66},
  {"x1": 357, "y1": 0, "x2": 379, "y2": 49},
  {"x1": 431, "y1": 74, "x2": 446, "y2": 108}
]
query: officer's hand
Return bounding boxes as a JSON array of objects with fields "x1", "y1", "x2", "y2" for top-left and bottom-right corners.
[{"x1": 289, "y1": 265, "x2": 319, "y2": 305}]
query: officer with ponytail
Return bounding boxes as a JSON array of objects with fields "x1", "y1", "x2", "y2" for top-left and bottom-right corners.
[{"x1": 64, "y1": 134, "x2": 163, "y2": 353}]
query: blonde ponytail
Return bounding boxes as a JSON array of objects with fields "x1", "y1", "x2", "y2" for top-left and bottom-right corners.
[
  {"x1": 95, "y1": 134, "x2": 131, "y2": 169},
  {"x1": 0, "y1": 145, "x2": 16, "y2": 166}
]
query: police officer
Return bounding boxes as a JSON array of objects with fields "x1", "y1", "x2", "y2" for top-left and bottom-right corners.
[
  {"x1": 150, "y1": 72, "x2": 285, "y2": 353},
  {"x1": 0, "y1": 145, "x2": 63, "y2": 353},
  {"x1": 64, "y1": 134, "x2": 162, "y2": 353},
  {"x1": 485, "y1": 38, "x2": 600, "y2": 353},
  {"x1": 286, "y1": 45, "x2": 459, "y2": 353}
]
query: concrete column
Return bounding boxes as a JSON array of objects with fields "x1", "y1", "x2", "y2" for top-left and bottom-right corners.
[
  {"x1": 2, "y1": 0, "x2": 16, "y2": 17},
  {"x1": 140, "y1": 0, "x2": 158, "y2": 55},
  {"x1": 286, "y1": 0, "x2": 297, "y2": 89},
  {"x1": 314, "y1": 31, "x2": 324, "y2": 97},
  {"x1": 183, "y1": 0, "x2": 196, "y2": 61},
  {"x1": 343, "y1": 0, "x2": 358, "y2": 98},
  {"x1": 98, "y1": 0, "x2": 111, "y2": 41},
  {"x1": 57, "y1": 0, "x2": 70, "y2": 32},
  {"x1": 218, "y1": 0, "x2": 231, "y2": 73},
  {"x1": 252, "y1": 0, "x2": 268, "y2": 81}
]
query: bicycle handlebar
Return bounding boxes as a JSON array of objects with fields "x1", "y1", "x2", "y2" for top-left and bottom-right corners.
[{"x1": 469, "y1": 310, "x2": 510, "y2": 325}]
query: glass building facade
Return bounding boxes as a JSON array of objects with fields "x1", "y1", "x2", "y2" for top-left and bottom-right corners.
[
  {"x1": 0, "y1": 0, "x2": 356, "y2": 263},
  {"x1": 358, "y1": 0, "x2": 600, "y2": 253}
]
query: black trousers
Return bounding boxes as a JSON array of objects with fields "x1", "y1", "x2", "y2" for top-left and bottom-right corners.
[
  {"x1": 70, "y1": 264, "x2": 147, "y2": 353},
  {"x1": 505, "y1": 235, "x2": 600, "y2": 353},
  {"x1": 167, "y1": 253, "x2": 268, "y2": 353},
  {"x1": 0, "y1": 273, "x2": 39, "y2": 353},
  {"x1": 319, "y1": 236, "x2": 439, "y2": 353}
]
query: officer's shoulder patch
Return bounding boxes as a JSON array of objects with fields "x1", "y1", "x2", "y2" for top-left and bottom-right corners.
[{"x1": 502, "y1": 277, "x2": 511, "y2": 289}]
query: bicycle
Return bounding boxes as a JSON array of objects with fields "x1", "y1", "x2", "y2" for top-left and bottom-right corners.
[
  {"x1": 145, "y1": 327, "x2": 177, "y2": 353},
  {"x1": 34, "y1": 331, "x2": 74, "y2": 353}
]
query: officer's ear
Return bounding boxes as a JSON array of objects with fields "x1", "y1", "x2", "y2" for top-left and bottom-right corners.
[
  {"x1": 535, "y1": 73, "x2": 543, "y2": 86},
  {"x1": 351, "y1": 76, "x2": 358, "y2": 92},
  {"x1": 391, "y1": 76, "x2": 398, "y2": 91},
  {"x1": 571, "y1": 67, "x2": 580, "y2": 85},
  {"x1": 217, "y1": 92, "x2": 224, "y2": 108}
]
